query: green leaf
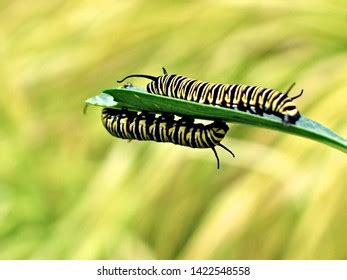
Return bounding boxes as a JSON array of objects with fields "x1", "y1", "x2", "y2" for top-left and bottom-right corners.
[{"x1": 85, "y1": 87, "x2": 347, "y2": 153}]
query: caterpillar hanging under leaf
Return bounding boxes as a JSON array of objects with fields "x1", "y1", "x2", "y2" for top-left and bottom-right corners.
[{"x1": 101, "y1": 108, "x2": 235, "y2": 168}]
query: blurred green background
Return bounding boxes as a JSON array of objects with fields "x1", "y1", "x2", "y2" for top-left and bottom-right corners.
[{"x1": 1, "y1": 0, "x2": 347, "y2": 260}]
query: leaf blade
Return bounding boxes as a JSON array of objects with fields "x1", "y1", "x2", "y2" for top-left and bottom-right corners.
[{"x1": 86, "y1": 87, "x2": 347, "y2": 153}]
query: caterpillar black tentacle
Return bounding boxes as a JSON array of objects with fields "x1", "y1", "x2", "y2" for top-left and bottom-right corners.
[
  {"x1": 218, "y1": 142, "x2": 235, "y2": 158},
  {"x1": 291, "y1": 89, "x2": 304, "y2": 101},
  {"x1": 211, "y1": 146, "x2": 220, "y2": 169},
  {"x1": 117, "y1": 74, "x2": 157, "y2": 83},
  {"x1": 117, "y1": 69, "x2": 302, "y2": 125},
  {"x1": 101, "y1": 108, "x2": 234, "y2": 169}
]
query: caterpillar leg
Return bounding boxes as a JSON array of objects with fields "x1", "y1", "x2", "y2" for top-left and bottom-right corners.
[
  {"x1": 178, "y1": 116, "x2": 195, "y2": 125},
  {"x1": 161, "y1": 112, "x2": 175, "y2": 122},
  {"x1": 283, "y1": 115, "x2": 290, "y2": 126},
  {"x1": 139, "y1": 110, "x2": 156, "y2": 121},
  {"x1": 120, "y1": 107, "x2": 129, "y2": 115},
  {"x1": 123, "y1": 82, "x2": 134, "y2": 88}
]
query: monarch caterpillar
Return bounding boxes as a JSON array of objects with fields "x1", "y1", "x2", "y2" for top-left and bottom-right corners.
[
  {"x1": 117, "y1": 68, "x2": 303, "y2": 124},
  {"x1": 102, "y1": 108, "x2": 235, "y2": 168}
]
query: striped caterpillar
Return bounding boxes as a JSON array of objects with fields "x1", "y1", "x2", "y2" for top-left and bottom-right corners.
[
  {"x1": 117, "y1": 68, "x2": 303, "y2": 124},
  {"x1": 102, "y1": 108, "x2": 235, "y2": 168}
]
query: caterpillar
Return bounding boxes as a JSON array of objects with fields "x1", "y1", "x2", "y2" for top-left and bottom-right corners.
[
  {"x1": 117, "y1": 68, "x2": 303, "y2": 124},
  {"x1": 102, "y1": 108, "x2": 235, "y2": 168}
]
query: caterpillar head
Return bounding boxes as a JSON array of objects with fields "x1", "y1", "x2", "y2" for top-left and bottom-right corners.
[
  {"x1": 209, "y1": 121, "x2": 229, "y2": 140},
  {"x1": 283, "y1": 111, "x2": 301, "y2": 125},
  {"x1": 282, "y1": 101, "x2": 301, "y2": 125}
]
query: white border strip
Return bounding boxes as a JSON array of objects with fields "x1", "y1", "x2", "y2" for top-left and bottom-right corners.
[{"x1": 0, "y1": 260, "x2": 346, "y2": 280}]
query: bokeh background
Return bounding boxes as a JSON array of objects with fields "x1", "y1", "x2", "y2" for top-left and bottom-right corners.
[{"x1": 1, "y1": 0, "x2": 346, "y2": 259}]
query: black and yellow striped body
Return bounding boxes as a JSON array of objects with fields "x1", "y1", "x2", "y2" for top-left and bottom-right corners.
[
  {"x1": 102, "y1": 108, "x2": 228, "y2": 148},
  {"x1": 117, "y1": 69, "x2": 302, "y2": 124},
  {"x1": 146, "y1": 74, "x2": 301, "y2": 124},
  {"x1": 101, "y1": 108, "x2": 234, "y2": 168}
]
